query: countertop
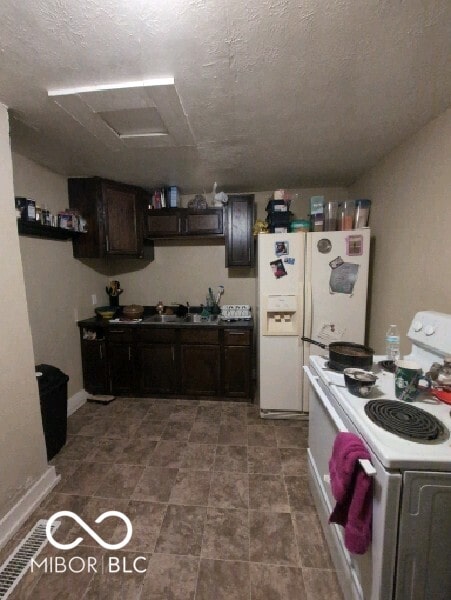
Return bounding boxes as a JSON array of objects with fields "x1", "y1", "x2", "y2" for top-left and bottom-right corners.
[{"x1": 78, "y1": 316, "x2": 253, "y2": 329}]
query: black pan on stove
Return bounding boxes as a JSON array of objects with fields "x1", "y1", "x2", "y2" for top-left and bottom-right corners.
[{"x1": 302, "y1": 336, "x2": 374, "y2": 371}]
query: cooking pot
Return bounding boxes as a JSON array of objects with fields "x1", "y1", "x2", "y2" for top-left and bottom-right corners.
[
  {"x1": 301, "y1": 336, "x2": 374, "y2": 371},
  {"x1": 122, "y1": 304, "x2": 144, "y2": 319}
]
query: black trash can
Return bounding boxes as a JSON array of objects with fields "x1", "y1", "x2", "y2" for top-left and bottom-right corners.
[{"x1": 35, "y1": 364, "x2": 69, "y2": 460}]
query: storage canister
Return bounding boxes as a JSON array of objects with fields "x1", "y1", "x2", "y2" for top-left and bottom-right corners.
[
  {"x1": 355, "y1": 199, "x2": 371, "y2": 228},
  {"x1": 290, "y1": 219, "x2": 310, "y2": 233},
  {"x1": 339, "y1": 200, "x2": 355, "y2": 230}
]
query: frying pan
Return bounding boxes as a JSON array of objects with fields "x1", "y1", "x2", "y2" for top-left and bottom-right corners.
[{"x1": 301, "y1": 336, "x2": 375, "y2": 371}]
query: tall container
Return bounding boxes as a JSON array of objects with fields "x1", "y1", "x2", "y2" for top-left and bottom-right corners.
[{"x1": 36, "y1": 364, "x2": 69, "y2": 460}]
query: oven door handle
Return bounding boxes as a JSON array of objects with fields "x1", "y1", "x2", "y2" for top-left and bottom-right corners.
[{"x1": 304, "y1": 366, "x2": 377, "y2": 477}]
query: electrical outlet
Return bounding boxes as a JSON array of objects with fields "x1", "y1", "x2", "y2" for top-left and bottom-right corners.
[{"x1": 91, "y1": 294, "x2": 97, "y2": 305}]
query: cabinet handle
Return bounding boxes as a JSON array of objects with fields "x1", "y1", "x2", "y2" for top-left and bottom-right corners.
[
  {"x1": 99, "y1": 345, "x2": 103, "y2": 360},
  {"x1": 109, "y1": 329, "x2": 126, "y2": 334},
  {"x1": 172, "y1": 346, "x2": 175, "y2": 361},
  {"x1": 128, "y1": 346, "x2": 132, "y2": 361},
  {"x1": 106, "y1": 235, "x2": 109, "y2": 252},
  {"x1": 228, "y1": 331, "x2": 246, "y2": 335}
]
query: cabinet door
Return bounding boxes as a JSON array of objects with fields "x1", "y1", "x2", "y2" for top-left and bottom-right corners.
[
  {"x1": 81, "y1": 340, "x2": 108, "y2": 394},
  {"x1": 184, "y1": 209, "x2": 223, "y2": 235},
  {"x1": 103, "y1": 183, "x2": 140, "y2": 255},
  {"x1": 138, "y1": 344, "x2": 177, "y2": 395},
  {"x1": 225, "y1": 195, "x2": 255, "y2": 267},
  {"x1": 181, "y1": 345, "x2": 220, "y2": 395},
  {"x1": 108, "y1": 342, "x2": 134, "y2": 395},
  {"x1": 224, "y1": 346, "x2": 251, "y2": 398},
  {"x1": 147, "y1": 210, "x2": 182, "y2": 237}
]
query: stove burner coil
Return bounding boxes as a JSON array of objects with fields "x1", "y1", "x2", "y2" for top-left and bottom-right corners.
[{"x1": 364, "y1": 400, "x2": 445, "y2": 441}]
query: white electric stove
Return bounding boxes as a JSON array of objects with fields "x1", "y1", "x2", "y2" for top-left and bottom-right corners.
[{"x1": 305, "y1": 311, "x2": 451, "y2": 600}]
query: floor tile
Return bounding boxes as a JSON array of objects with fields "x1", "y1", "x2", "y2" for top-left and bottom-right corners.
[
  {"x1": 85, "y1": 437, "x2": 125, "y2": 463},
  {"x1": 76, "y1": 415, "x2": 116, "y2": 437},
  {"x1": 201, "y1": 507, "x2": 249, "y2": 560},
  {"x1": 302, "y1": 567, "x2": 343, "y2": 600},
  {"x1": 249, "y1": 510, "x2": 298, "y2": 566},
  {"x1": 140, "y1": 554, "x2": 199, "y2": 600},
  {"x1": 94, "y1": 464, "x2": 145, "y2": 499},
  {"x1": 293, "y1": 509, "x2": 333, "y2": 568},
  {"x1": 209, "y1": 471, "x2": 249, "y2": 509},
  {"x1": 196, "y1": 405, "x2": 223, "y2": 422},
  {"x1": 133, "y1": 419, "x2": 167, "y2": 440},
  {"x1": 217, "y1": 424, "x2": 248, "y2": 445},
  {"x1": 275, "y1": 425, "x2": 308, "y2": 448},
  {"x1": 68, "y1": 496, "x2": 130, "y2": 548},
  {"x1": 284, "y1": 475, "x2": 315, "y2": 510},
  {"x1": 196, "y1": 558, "x2": 250, "y2": 600},
  {"x1": 115, "y1": 438, "x2": 157, "y2": 465},
  {"x1": 161, "y1": 420, "x2": 193, "y2": 441},
  {"x1": 123, "y1": 500, "x2": 167, "y2": 552},
  {"x1": 169, "y1": 469, "x2": 211, "y2": 506},
  {"x1": 57, "y1": 461, "x2": 111, "y2": 496},
  {"x1": 189, "y1": 420, "x2": 220, "y2": 444},
  {"x1": 145, "y1": 403, "x2": 175, "y2": 420},
  {"x1": 279, "y1": 448, "x2": 309, "y2": 475},
  {"x1": 180, "y1": 443, "x2": 216, "y2": 470},
  {"x1": 169, "y1": 405, "x2": 198, "y2": 422},
  {"x1": 250, "y1": 563, "x2": 307, "y2": 600},
  {"x1": 57, "y1": 435, "x2": 96, "y2": 461},
  {"x1": 147, "y1": 440, "x2": 187, "y2": 468},
  {"x1": 102, "y1": 418, "x2": 140, "y2": 439},
  {"x1": 83, "y1": 551, "x2": 149, "y2": 599},
  {"x1": 154, "y1": 504, "x2": 206, "y2": 556},
  {"x1": 248, "y1": 446, "x2": 282, "y2": 474},
  {"x1": 132, "y1": 467, "x2": 178, "y2": 502},
  {"x1": 249, "y1": 474, "x2": 290, "y2": 512},
  {"x1": 247, "y1": 424, "x2": 277, "y2": 447},
  {"x1": 214, "y1": 445, "x2": 248, "y2": 473}
]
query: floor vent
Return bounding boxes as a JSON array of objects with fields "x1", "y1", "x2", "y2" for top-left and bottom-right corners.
[{"x1": 0, "y1": 519, "x2": 59, "y2": 599}]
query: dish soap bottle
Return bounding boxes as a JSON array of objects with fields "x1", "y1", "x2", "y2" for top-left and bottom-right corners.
[{"x1": 385, "y1": 325, "x2": 400, "y2": 361}]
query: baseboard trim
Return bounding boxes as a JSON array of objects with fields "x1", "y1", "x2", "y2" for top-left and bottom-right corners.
[
  {"x1": 68, "y1": 389, "x2": 87, "y2": 416},
  {"x1": 0, "y1": 466, "x2": 60, "y2": 550}
]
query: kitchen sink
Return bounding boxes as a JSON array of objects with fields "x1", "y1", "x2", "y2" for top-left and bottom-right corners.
[{"x1": 142, "y1": 314, "x2": 182, "y2": 323}]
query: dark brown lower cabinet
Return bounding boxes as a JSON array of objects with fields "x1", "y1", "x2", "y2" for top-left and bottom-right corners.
[
  {"x1": 81, "y1": 339, "x2": 108, "y2": 394},
  {"x1": 78, "y1": 321, "x2": 253, "y2": 400},
  {"x1": 224, "y1": 346, "x2": 251, "y2": 398},
  {"x1": 180, "y1": 345, "x2": 221, "y2": 396},
  {"x1": 108, "y1": 342, "x2": 134, "y2": 395}
]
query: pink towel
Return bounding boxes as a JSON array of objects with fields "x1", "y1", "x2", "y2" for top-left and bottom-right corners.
[{"x1": 328, "y1": 432, "x2": 373, "y2": 555}]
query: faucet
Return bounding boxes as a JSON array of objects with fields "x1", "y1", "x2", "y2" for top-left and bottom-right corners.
[
  {"x1": 156, "y1": 300, "x2": 164, "y2": 315},
  {"x1": 186, "y1": 301, "x2": 190, "y2": 316}
]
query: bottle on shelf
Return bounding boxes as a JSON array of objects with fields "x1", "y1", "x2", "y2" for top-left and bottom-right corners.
[{"x1": 385, "y1": 325, "x2": 400, "y2": 362}]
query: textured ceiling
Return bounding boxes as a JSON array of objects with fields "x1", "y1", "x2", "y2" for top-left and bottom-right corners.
[{"x1": 0, "y1": 0, "x2": 450, "y2": 194}]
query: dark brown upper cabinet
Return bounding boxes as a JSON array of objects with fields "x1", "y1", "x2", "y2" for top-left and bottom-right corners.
[
  {"x1": 68, "y1": 177, "x2": 148, "y2": 259},
  {"x1": 146, "y1": 208, "x2": 224, "y2": 239},
  {"x1": 225, "y1": 194, "x2": 255, "y2": 267}
]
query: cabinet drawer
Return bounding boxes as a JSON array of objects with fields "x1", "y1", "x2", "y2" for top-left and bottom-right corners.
[
  {"x1": 224, "y1": 329, "x2": 251, "y2": 346},
  {"x1": 136, "y1": 328, "x2": 177, "y2": 343},
  {"x1": 180, "y1": 328, "x2": 219, "y2": 344},
  {"x1": 106, "y1": 327, "x2": 134, "y2": 342}
]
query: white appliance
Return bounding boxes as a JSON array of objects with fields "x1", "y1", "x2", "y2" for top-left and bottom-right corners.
[
  {"x1": 257, "y1": 230, "x2": 370, "y2": 415},
  {"x1": 305, "y1": 311, "x2": 451, "y2": 600}
]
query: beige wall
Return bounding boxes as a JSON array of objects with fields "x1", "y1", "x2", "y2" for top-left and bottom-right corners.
[
  {"x1": 13, "y1": 154, "x2": 109, "y2": 397},
  {"x1": 0, "y1": 105, "x2": 48, "y2": 518},
  {"x1": 350, "y1": 108, "x2": 451, "y2": 356}
]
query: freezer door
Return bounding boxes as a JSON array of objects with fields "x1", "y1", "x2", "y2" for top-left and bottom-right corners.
[{"x1": 257, "y1": 233, "x2": 306, "y2": 413}]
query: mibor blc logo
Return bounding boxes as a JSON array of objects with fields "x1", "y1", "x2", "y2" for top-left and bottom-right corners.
[{"x1": 32, "y1": 511, "x2": 147, "y2": 574}]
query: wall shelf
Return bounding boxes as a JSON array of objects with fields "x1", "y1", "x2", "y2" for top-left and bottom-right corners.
[{"x1": 17, "y1": 220, "x2": 80, "y2": 240}]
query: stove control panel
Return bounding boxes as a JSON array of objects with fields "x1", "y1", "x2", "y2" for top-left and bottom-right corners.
[{"x1": 407, "y1": 311, "x2": 451, "y2": 355}]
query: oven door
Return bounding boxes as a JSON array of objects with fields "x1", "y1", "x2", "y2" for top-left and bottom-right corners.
[{"x1": 305, "y1": 365, "x2": 401, "y2": 600}]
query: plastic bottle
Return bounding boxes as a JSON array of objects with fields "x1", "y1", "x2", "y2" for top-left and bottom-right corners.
[{"x1": 385, "y1": 325, "x2": 400, "y2": 361}]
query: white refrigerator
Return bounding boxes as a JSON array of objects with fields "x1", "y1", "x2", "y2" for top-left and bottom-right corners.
[{"x1": 257, "y1": 230, "x2": 370, "y2": 415}]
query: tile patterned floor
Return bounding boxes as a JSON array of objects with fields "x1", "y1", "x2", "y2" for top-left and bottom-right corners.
[{"x1": 1, "y1": 398, "x2": 343, "y2": 599}]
